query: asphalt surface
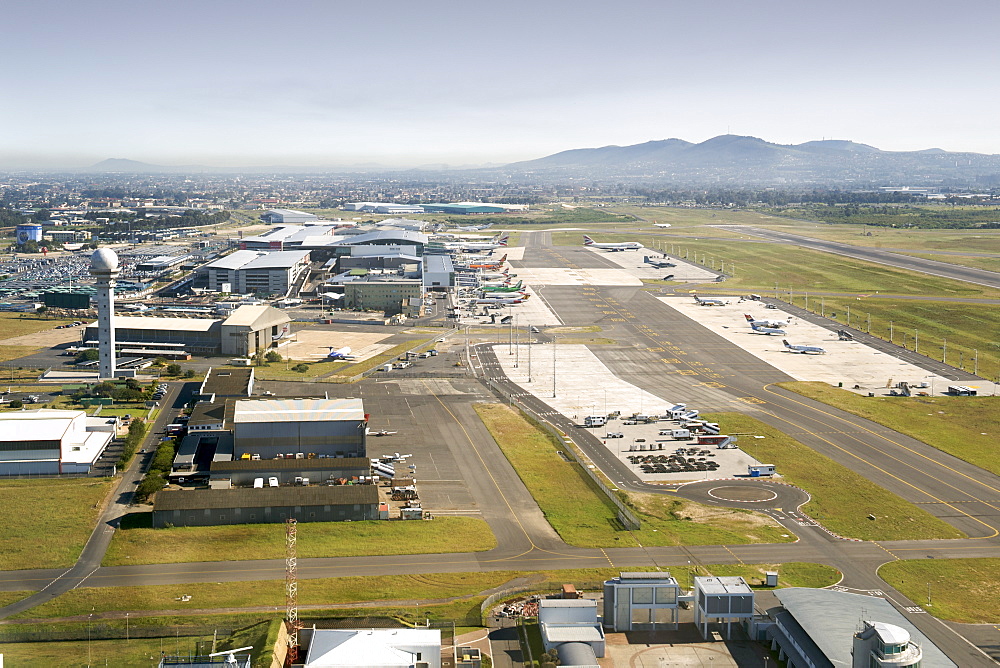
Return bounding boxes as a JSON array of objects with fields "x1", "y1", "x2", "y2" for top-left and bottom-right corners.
[
  {"x1": 723, "y1": 225, "x2": 1000, "y2": 290},
  {"x1": 1, "y1": 234, "x2": 998, "y2": 663}
]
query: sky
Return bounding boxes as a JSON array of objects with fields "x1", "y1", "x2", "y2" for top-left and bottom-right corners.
[{"x1": 4, "y1": 0, "x2": 1000, "y2": 169}]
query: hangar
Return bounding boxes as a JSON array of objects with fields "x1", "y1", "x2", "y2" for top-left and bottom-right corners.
[
  {"x1": 81, "y1": 305, "x2": 291, "y2": 357},
  {"x1": 233, "y1": 398, "x2": 368, "y2": 459}
]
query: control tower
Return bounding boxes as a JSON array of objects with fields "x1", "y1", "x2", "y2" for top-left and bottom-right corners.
[{"x1": 89, "y1": 248, "x2": 119, "y2": 379}]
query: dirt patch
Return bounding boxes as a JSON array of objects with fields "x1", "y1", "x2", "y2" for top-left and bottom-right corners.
[
  {"x1": 631, "y1": 492, "x2": 778, "y2": 529},
  {"x1": 0, "y1": 328, "x2": 82, "y2": 347}
]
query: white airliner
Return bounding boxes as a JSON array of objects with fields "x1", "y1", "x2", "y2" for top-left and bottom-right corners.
[
  {"x1": 475, "y1": 296, "x2": 529, "y2": 304},
  {"x1": 445, "y1": 234, "x2": 509, "y2": 251},
  {"x1": 783, "y1": 339, "x2": 826, "y2": 354},
  {"x1": 744, "y1": 313, "x2": 791, "y2": 329},
  {"x1": 583, "y1": 235, "x2": 644, "y2": 251},
  {"x1": 749, "y1": 323, "x2": 785, "y2": 336},
  {"x1": 693, "y1": 294, "x2": 727, "y2": 306},
  {"x1": 653, "y1": 223, "x2": 672, "y2": 228}
]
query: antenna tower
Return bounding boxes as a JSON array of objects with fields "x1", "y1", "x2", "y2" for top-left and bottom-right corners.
[{"x1": 285, "y1": 518, "x2": 302, "y2": 664}]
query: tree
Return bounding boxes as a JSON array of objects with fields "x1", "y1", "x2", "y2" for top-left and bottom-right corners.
[
  {"x1": 33, "y1": 208, "x2": 51, "y2": 222},
  {"x1": 75, "y1": 348, "x2": 99, "y2": 363},
  {"x1": 164, "y1": 363, "x2": 182, "y2": 376},
  {"x1": 183, "y1": 369, "x2": 196, "y2": 378},
  {"x1": 125, "y1": 377, "x2": 141, "y2": 390},
  {"x1": 19, "y1": 240, "x2": 39, "y2": 253},
  {"x1": 8, "y1": 400, "x2": 22, "y2": 409},
  {"x1": 265, "y1": 350, "x2": 282, "y2": 363}
]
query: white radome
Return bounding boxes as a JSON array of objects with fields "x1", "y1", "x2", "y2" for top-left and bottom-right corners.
[{"x1": 90, "y1": 248, "x2": 119, "y2": 273}]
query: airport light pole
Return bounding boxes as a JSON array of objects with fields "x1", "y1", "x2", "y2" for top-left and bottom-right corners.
[
  {"x1": 552, "y1": 334, "x2": 557, "y2": 398},
  {"x1": 942, "y1": 338, "x2": 947, "y2": 364},
  {"x1": 915, "y1": 329, "x2": 919, "y2": 354}
]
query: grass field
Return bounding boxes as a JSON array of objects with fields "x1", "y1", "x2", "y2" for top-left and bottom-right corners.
[
  {"x1": 103, "y1": 516, "x2": 496, "y2": 566},
  {"x1": 0, "y1": 345, "x2": 41, "y2": 364},
  {"x1": 877, "y1": 558, "x2": 1000, "y2": 624},
  {"x1": 18, "y1": 563, "x2": 840, "y2": 620},
  {"x1": 777, "y1": 383, "x2": 1000, "y2": 477},
  {"x1": 0, "y1": 478, "x2": 114, "y2": 569},
  {"x1": 475, "y1": 403, "x2": 793, "y2": 547},
  {"x1": 0, "y1": 312, "x2": 74, "y2": 340},
  {"x1": 702, "y1": 413, "x2": 965, "y2": 541},
  {"x1": 0, "y1": 636, "x2": 210, "y2": 667}
]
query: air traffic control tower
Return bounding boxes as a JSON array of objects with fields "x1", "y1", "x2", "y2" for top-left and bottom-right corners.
[{"x1": 89, "y1": 248, "x2": 119, "y2": 379}]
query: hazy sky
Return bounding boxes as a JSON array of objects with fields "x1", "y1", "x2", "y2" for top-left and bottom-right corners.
[{"x1": 4, "y1": 0, "x2": 999, "y2": 168}]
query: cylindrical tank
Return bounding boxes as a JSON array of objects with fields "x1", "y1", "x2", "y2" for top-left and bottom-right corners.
[{"x1": 15, "y1": 224, "x2": 43, "y2": 245}]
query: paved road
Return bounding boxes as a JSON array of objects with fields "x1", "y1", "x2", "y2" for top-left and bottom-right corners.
[{"x1": 721, "y1": 226, "x2": 1000, "y2": 289}]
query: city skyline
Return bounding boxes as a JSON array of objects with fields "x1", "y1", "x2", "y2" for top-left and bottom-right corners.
[{"x1": 5, "y1": 0, "x2": 1000, "y2": 169}]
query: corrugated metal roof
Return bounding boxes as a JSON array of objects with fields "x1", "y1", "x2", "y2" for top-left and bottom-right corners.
[
  {"x1": 0, "y1": 409, "x2": 81, "y2": 442},
  {"x1": 341, "y1": 230, "x2": 428, "y2": 245},
  {"x1": 221, "y1": 305, "x2": 290, "y2": 328},
  {"x1": 201, "y1": 367, "x2": 253, "y2": 397},
  {"x1": 93, "y1": 316, "x2": 219, "y2": 332},
  {"x1": 210, "y1": 457, "x2": 370, "y2": 472},
  {"x1": 233, "y1": 398, "x2": 366, "y2": 423},
  {"x1": 695, "y1": 576, "x2": 752, "y2": 594},
  {"x1": 203, "y1": 249, "x2": 262, "y2": 270},
  {"x1": 153, "y1": 484, "x2": 379, "y2": 511},
  {"x1": 240, "y1": 250, "x2": 310, "y2": 270}
]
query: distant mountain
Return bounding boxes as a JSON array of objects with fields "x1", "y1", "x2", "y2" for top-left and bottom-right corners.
[
  {"x1": 504, "y1": 135, "x2": 1000, "y2": 186},
  {"x1": 88, "y1": 158, "x2": 207, "y2": 173}
]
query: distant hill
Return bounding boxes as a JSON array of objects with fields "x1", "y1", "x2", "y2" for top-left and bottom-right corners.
[
  {"x1": 504, "y1": 135, "x2": 1000, "y2": 186},
  {"x1": 88, "y1": 158, "x2": 206, "y2": 173}
]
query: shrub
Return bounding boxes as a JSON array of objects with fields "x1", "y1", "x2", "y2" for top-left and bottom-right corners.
[
  {"x1": 164, "y1": 363, "x2": 182, "y2": 376},
  {"x1": 265, "y1": 351, "x2": 282, "y2": 362},
  {"x1": 292, "y1": 363, "x2": 309, "y2": 373}
]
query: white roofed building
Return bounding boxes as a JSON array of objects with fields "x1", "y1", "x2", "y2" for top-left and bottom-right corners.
[
  {"x1": 261, "y1": 209, "x2": 320, "y2": 224},
  {"x1": 201, "y1": 250, "x2": 311, "y2": 296},
  {"x1": 303, "y1": 628, "x2": 441, "y2": 668},
  {"x1": 0, "y1": 409, "x2": 116, "y2": 475}
]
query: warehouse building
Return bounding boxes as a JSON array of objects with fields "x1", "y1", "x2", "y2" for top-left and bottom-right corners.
[
  {"x1": 82, "y1": 305, "x2": 291, "y2": 357},
  {"x1": 241, "y1": 224, "x2": 339, "y2": 251},
  {"x1": 0, "y1": 409, "x2": 116, "y2": 475},
  {"x1": 303, "y1": 628, "x2": 441, "y2": 668},
  {"x1": 201, "y1": 249, "x2": 311, "y2": 295},
  {"x1": 422, "y1": 254, "x2": 455, "y2": 290},
  {"x1": 260, "y1": 209, "x2": 320, "y2": 224},
  {"x1": 233, "y1": 398, "x2": 368, "y2": 459},
  {"x1": 341, "y1": 202, "x2": 426, "y2": 214},
  {"x1": 151, "y1": 485, "x2": 380, "y2": 527}
]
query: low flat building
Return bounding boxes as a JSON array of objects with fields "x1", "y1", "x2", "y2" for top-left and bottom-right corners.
[
  {"x1": 303, "y1": 627, "x2": 441, "y2": 668},
  {"x1": 0, "y1": 409, "x2": 115, "y2": 475},
  {"x1": 261, "y1": 209, "x2": 320, "y2": 224},
  {"x1": 198, "y1": 367, "x2": 254, "y2": 401},
  {"x1": 202, "y1": 249, "x2": 311, "y2": 295},
  {"x1": 539, "y1": 599, "x2": 605, "y2": 660},
  {"x1": 151, "y1": 485, "x2": 380, "y2": 527}
]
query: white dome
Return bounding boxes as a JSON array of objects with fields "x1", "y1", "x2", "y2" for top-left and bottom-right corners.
[{"x1": 90, "y1": 248, "x2": 119, "y2": 273}]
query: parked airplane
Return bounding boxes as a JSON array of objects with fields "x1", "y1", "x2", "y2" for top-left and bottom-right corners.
[
  {"x1": 782, "y1": 339, "x2": 826, "y2": 354},
  {"x1": 475, "y1": 296, "x2": 530, "y2": 305},
  {"x1": 749, "y1": 323, "x2": 786, "y2": 335},
  {"x1": 324, "y1": 346, "x2": 354, "y2": 360},
  {"x1": 481, "y1": 280, "x2": 523, "y2": 292},
  {"x1": 744, "y1": 313, "x2": 791, "y2": 329},
  {"x1": 465, "y1": 254, "x2": 508, "y2": 270},
  {"x1": 454, "y1": 223, "x2": 493, "y2": 232},
  {"x1": 445, "y1": 234, "x2": 509, "y2": 251},
  {"x1": 644, "y1": 255, "x2": 677, "y2": 268},
  {"x1": 583, "y1": 235, "x2": 644, "y2": 251},
  {"x1": 693, "y1": 294, "x2": 727, "y2": 306}
]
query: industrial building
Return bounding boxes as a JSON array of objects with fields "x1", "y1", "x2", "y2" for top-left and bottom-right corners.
[
  {"x1": 0, "y1": 409, "x2": 116, "y2": 475},
  {"x1": 82, "y1": 305, "x2": 291, "y2": 357},
  {"x1": 302, "y1": 627, "x2": 441, "y2": 668},
  {"x1": 538, "y1": 599, "x2": 605, "y2": 663},
  {"x1": 240, "y1": 224, "x2": 339, "y2": 250},
  {"x1": 341, "y1": 202, "x2": 426, "y2": 214},
  {"x1": 338, "y1": 276, "x2": 423, "y2": 314},
  {"x1": 233, "y1": 398, "x2": 368, "y2": 459},
  {"x1": 260, "y1": 209, "x2": 321, "y2": 224},
  {"x1": 151, "y1": 485, "x2": 380, "y2": 527},
  {"x1": 757, "y1": 587, "x2": 955, "y2": 668},
  {"x1": 208, "y1": 457, "x2": 371, "y2": 487},
  {"x1": 422, "y1": 254, "x2": 455, "y2": 290},
  {"x1": 201, "y1": 249, "x2": 311, "y2": 295},
  {"x1": 602, "y1": 572, "x2": 682, "y2": 632}
]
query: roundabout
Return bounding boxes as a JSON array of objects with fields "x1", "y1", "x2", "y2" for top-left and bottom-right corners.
[{"x1": 676, "y1": 479, "x2": 808, "y2": 510}]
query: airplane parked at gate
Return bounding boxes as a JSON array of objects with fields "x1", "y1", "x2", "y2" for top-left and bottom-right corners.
[
  {"x1": 693, "y1": 294, "x2": 727, "y2": 306},
  {"x1": 475, "y1": 295, "x2": 530, "y2": 305},
  {"x1": 744, "y1": 313, "x2": 791, "y2": 329},
  {"x1": 481, "y1": 280, "x2": 523, "y2": 292},
  {"x1": 783, "y1": 339, "x2": 826, "y2": 354},
  {"x1": 583, "y1": 235, "x2": 644, "y2": 251},
  {"x1": 445, "y1": 234, "x2": 509, "y2": 251},
  {"x1": 463, "y1": 254, "x2": 508, "y2": 270}
]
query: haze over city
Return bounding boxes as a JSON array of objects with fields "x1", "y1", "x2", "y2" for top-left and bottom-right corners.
[{"x1": 5, "y1": 0, "x2": 1000, "y2": 169}]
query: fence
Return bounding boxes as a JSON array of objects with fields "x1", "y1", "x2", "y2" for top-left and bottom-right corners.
[{"x1": 0, "y1": 623, "x2": 237, "y2": 644}]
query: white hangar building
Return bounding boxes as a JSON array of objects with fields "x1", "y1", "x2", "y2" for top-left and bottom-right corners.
[{"x1": 0, "y1": 409, "x2": 116, "y2": 475}]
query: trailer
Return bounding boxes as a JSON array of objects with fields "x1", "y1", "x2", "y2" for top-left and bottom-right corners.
[
  {"x1": 658, "y1": 428, "x2": 691, "y2": 440},
  {"x1": 583, "y1": 415, "x2": 607, "y2": 427}
]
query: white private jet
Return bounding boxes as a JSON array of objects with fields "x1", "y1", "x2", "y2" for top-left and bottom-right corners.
[
  {"x1": 783, "y1": 339, "x2": 826, "y2": 354},
  {"x1": 653, "y1": 223, "x2": 672, "y2": 228},
  {"x1": 583, "y1": 235, "x2": 644, "y2": 251},
  {"x1": 693, "y1": 294, "x2": 727, "y2": 306},
  {"x1": 324, "y1": 346, "x2": 354, "y2": 360},
  {"x1": 749, "y1": 323, "x2": 786, "y2": 335},
  {"x1": 744, "y1": 313, "x2": 791, "y2": 329}
]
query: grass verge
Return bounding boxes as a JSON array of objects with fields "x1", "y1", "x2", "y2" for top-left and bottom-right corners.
[
  {"x1": 474, "y1": 403, "x2": 793, "y2": 547},
  {"x1": 877, "y1": 558, "x2": 1000, "y2": 624},
  {"x1": 778, "y1": 382, "x2": 1000, "y2": 476},
  {"x1": 0, "y1": 636, "x2": 209, "y2": 667},
  {"x1": 0, "y1": 313, "x2": 74, "y2": 339},
  {"x1": 0, "y1": 478, "x2": 114, "y2": 569},
  {"x1": 103, "y1": 516, "x2": 496, "y2": 566},
  {"x1": 702, "y1": 413, "x2": 965, "y2": 541}
]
